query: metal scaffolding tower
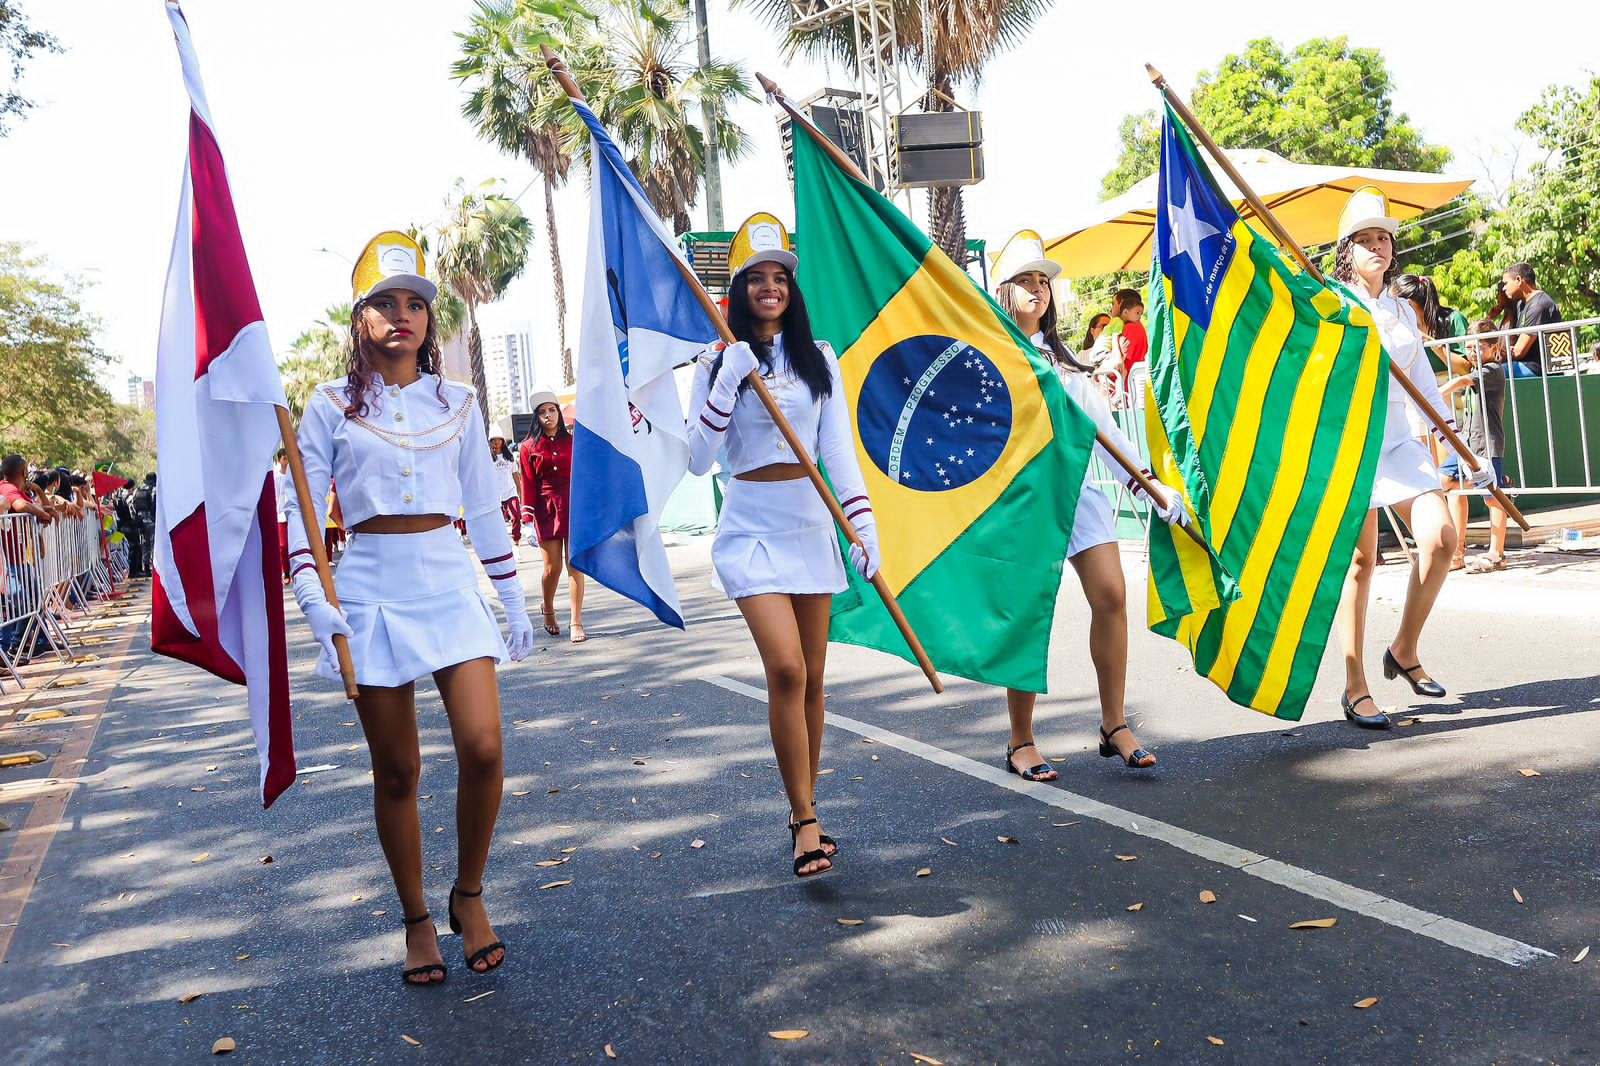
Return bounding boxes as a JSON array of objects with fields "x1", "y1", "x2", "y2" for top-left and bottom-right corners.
[{"x1": 788, "y1": 1, "x2": 911, "y2": 213}]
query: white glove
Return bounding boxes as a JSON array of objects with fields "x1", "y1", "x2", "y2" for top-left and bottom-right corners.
[
  {"x1": 303, "y1": 599, "x2": 353, "y2": 665},
  {"x1": 504, "y1": 608, "x2": 535, "y2": 662},
  {"x1": 1467, "y1": 457, "x2": 1497, "y2": 490},
  {"x1": 1129, "y1": 471, "x2": 1188, "y2": 527},
  {"x1": 848, "y1": 517, "x2": 881, "y2": 580},
  {"x1": 719, "y1": 341, "x2": 759, "y2": 384}
]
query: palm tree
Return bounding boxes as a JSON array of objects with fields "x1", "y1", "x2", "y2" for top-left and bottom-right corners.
[
  {"x1": 279, "y1": 302, "x2": 352, "y2": 418},
  {"x1": 434, "y1": 180, "x2": 536, "y2": 409},
  {"x1": 740, "y1": 0, "x2": 1054, "y2": 263},
  {"x1": 456, "y1": 0, "x2": 579, "y2": 384}
]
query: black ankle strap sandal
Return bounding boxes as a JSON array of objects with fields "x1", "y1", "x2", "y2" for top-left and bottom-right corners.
[
  {"x1": 1099, "y1": 724, "x2": 1156, "y2": 769},
  {"x1": 789, "y1": 817, "x2": 832, "y2": 878},
  {"x1": 448, "y1": 883, "x2": 507, "y2": 974},
  {"x1": 1004, "y1": 740, "x2": 1056, "y2": 781},
  {"x1": 400, "y1": 912, "x2": 447, "y2": 986}
]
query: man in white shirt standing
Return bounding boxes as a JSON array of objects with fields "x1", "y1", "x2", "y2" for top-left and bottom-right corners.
[{"x1": 273, "y1": 448, "x2": 291, "y2": 585}]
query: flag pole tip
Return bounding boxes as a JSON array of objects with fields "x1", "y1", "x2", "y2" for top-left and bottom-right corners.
[
  {"x1": 1145, "y1": 63, "x2": 1166, "y2": 86},
  {"x1": 755, "y1": 72, "x2": 782, "y2": 102}
]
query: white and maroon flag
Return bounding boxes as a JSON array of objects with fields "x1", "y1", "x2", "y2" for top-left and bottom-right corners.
[{"x1": 152, "y1": 2, "x2": 295, "y2": 807}]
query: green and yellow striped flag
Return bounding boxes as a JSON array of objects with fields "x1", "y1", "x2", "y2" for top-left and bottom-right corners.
[
  {"x1": 1145, "y1": 103, "x2": 1387, "y2": 720},
  {"x1": 791, "y1": 115, "x2": 1098, "y2": 692}
]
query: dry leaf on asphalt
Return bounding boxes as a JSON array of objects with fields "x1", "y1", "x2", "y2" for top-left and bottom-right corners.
[
  {"x1": 1206, "y1": 1036, "x2": 1224, "y2": 1046},
  {"x1": 605, "y1": 1045, "x2": 617, "y2": 1060},
  {"x1": 463, "y1": 991, "x2": 495, "y2": 1003},
  {"x1": 817, "y1": 768, "x2": 835, "y2": 776},
  {"x1": 915, "y1": 867, "x2": 932, "y2": 878},
  {"x1": 649, "y1": 851, "x2": 662, "y2": 860},
  {"x1": 234, "y1": 954, "x2": 250, "y2": 961},
  {"x1": 179, "y1": 992, "x2": 203, "y2": 1004},
  {"x1": 768, "y1": 1031, "x2": 808, "y2": 1040},
  {"x1": 1053, "y1": 821, "x2": 1080, "y2": 828},
  {"x1": 1115, "y1": 854, "x2": 1138, "y2": 862},
  {"x1": 1199, "y1": 891, "x2": 1217, "y2": 904},
  {"x1": 837, "y1": 918, "x2": 865, "y2": 927},
  {"x1": 1127, "y1": 903, "x2": 1145, "y2": 912},
  {"x1": 940, "y1": 837, "x2": 959, "y2": 847},
  {"x1": 1353, "y1": 997, "x2": 1379, "y2": 1009},
  {"x1": 690, "y1": 839, "x2": 706, "y2": 849},
  {"x1": 1518, "y1": 768, "x2": 1541, "y2": 777},
  {"x1": 1289, "y1": 918, "x2": 1338, "y2": 929},
  {"x1": 535, "y1": 859, "x2": 569, "y2": 868},
  {"x1": 547, "y1": 787, "x2": 561, "y2": 794},
  {"x1": 997, "y1": 836, "x2": 1020, "y2": 846},
  {"x1": 401, "y1": 1034, "x2": 422, "y2": 1046},
  {"x1": 371, "y1": 910, "x2": 387, "y2": 917},
  {"x1": 258, "y1": 855, "x2": 273, "y2": 864},
  {"x1": 561, "y1": 847, "x2": 579, "y2": 854},
  {"x1": 1514, "y1": 888, "x2": 1525, "y2": 904},
  {"x1": 909, "y1": 1054, "x2": 945, "y2": 1065},
  {"x1": 511, "y1": 790, "x2": 531, "y2": 797},
  {"x1": 1573, "y1": 946, "x2": 1590, "y2": 963},
  {"x1": 192, "y1": 853, "x2": 210, "y2": 864},
  {"x1": 539, "y1": 879, "x2": 573, "y2": 890},
  {"x1": 211, "y1": 1038, "x2": 236, "y2": 1055}
]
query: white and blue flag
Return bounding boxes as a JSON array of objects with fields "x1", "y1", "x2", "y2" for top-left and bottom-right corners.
[{"x1": 568, "y1": 100, "x2": 716, "y2": 629}]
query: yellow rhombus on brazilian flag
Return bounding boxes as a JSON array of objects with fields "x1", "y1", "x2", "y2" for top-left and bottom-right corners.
[
  {"x1": 791, "y1": 118, "x2": 1097, "y2": 692},
  {"x1": 1146, "y1": 102, "x2": 1387, "y2": 719}
]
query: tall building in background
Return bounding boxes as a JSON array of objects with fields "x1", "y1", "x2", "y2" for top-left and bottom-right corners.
[
  {"x1": 142, "y1": 380, "x2": 156, "y2": 411},
  {"x1": 127, "y1": 373, "x2": 144, "y2": 408},
  {"x1": 482, "y1": 330, "x2": 534, "y2": 427}
]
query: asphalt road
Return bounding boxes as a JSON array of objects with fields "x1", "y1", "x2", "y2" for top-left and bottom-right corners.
[{"x1": 2, "y1": 538, "x2": 1597, "y2": 1064}]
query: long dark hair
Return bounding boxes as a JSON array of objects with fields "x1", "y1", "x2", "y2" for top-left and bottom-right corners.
[
  {"x1": 1390, "y1": 274, "x2": 1457, "y2": 340},
  {"x1": 1331, "y1": 234, "x2": 1400, "y2": 290},
  {"x1": 343, "y1": 295, "x2": 446, "y2": 419},
  {"x1": 534, "y1": 402, "x2": 571, "y2": 440},
  {"x1": 710, "y1": 266, "x2": 832, "y2": 401},
  {"x1": 995, "y1": 276, "x2": 1091, "y2": 371},
  {"x1": 1079, "y1": 312, "x2": 1111, "y2": 353}
]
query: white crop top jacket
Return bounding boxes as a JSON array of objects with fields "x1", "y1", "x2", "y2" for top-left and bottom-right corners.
[
  {"x1": 686, "y1": 334, "x2": 872, "y2": 525},
  {"x1": 1357, "y1": 288, "x2": 1455, "y2": 448},
  {"x1": 284, "y1": 373, "x2": 514, "y2": 573}
]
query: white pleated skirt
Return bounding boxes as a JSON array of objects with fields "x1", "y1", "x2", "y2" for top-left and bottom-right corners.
[
  {"x1": 321, "y1": 524, "x2": 506, "y2": 688},
  {"x1": 713, "y1": 477, "x2": 847, "y2": 599},
  {"x1": 1068, "y1": 482, "x2": 1119, "y2": 558},
  {"x1": 1371, "y1": 436, "x2": 1442, "y2": 508}
]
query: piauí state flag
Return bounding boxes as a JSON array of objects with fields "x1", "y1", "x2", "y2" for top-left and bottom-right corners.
[
  {"x1": 1145, "y1": 102, "x2": 1387, "y2": 720},
  {"x1": 566, "y1": 99, "x2": 716, "y2": 629},
  {"x1": 152, "y1": 3, "x2": 295, "y2": 806},
  {"x1": 791, "y1": 120, "x2": 1098, "y2": 693}
]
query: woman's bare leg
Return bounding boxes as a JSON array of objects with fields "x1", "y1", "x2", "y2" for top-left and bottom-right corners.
[
  {"x1": 1003, "y1": 688, "x2": 1058, "y2": 779},
  {"x1": 538, "y1": 540, "x2": 561, "y2": 631},
  {"x1": 1335, "y1": 510, "x2": 1380, "y2": 701},
  {"x1": 355, "y1": 682, "x2": 443, "y2": 982},
  {"x1": 564, "y1": 540, "x2": 586, "y2": 636},
  {"x1": 1070, "y1": 542, "x2": 1149, "y2": 763},
  {"x1": 434, "y1": 657, "x2": 505, "y2": 972},
  {"x1": 1389, "y1": 491, "x2": 1456, "y2": 682},
  {"x1": 790, "y1": 594, "x2": 842, "y2": 846}
]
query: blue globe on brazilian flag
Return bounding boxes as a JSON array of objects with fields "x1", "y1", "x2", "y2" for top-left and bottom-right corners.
[{"x1": 791, "y1": 123, "x2": 1098, "y2": 692}]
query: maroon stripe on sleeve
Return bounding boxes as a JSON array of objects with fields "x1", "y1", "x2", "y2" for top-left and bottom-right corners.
[
  {"x1": 699, "y1": 415, "x2": 728, "y2": 432},
  {"x1": 487, "y1": 570, "x2": 518, "y2": 581},
  {"x1": 705, "y1": 399, "x2": 732, "y2": 418},
  {"x1": 288, "y1": 548, "x2": 313, "y2": 562},
  {"x1": 845, "y1": 505, "x2": 872, "y2": 523},
  {"x1": 479, "y1": 552, "x2": 514, "y2": 567},
  {"x1": 291, "y1": 562, "x2": 316, "y2": 579},
  {"x1": 839, "y1": 495, "x2": 868, "y2": 509}
]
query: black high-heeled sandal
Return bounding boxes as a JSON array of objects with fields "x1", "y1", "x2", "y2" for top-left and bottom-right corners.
[
  {"x1": 789, "y1": 818, "x2": 832, "y2": 878},
  {"x1": 1341, "y1": 691, "x2": 1392, "y2": 730},
  {"x1": 1098, "y1": 724, "x2": 1156, "y2": 769},
  {"x1": 1382, "y1": 648, "x2": 1446, "y2": 698},
  {"x1": 1004, "y1": 740, "x2": 1057, "y2": 781},
  {"x1": 792, "y1": 816, "x2": 837, "y2": 858},
  {"x1": 448, "y1": 883, "x2": 506, "y2": 973},
  {"x1": 400, "y1": 912, "x2": 447, "y2": 986}
]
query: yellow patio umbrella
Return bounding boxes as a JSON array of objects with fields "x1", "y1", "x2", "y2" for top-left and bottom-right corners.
[{"x1": 1039, "y1": 148, "x2": 1474, "y2": 278}]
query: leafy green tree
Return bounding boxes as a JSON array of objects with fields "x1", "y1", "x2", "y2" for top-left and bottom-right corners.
[
  {"x1": 1, "y1": 1, "x2": 60, "y2": 136},
  {"x1": 279, "y1": 302, "x2": 351, "y2": 419},
  {"x1": 0, "y1": 243, "x2": 114, "y2": 462},
  {"x1": 434, "y1": 180, "x2": 535, "y2": 408},
  {"x1": 1101, "y1": 37, "x2": 1450, "y2": 200}
]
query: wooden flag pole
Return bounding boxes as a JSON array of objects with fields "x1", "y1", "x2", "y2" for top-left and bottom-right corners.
[
  {"x1": 276, "y1": 407, "x2": 359, "y2": 700},
  {"x1": 1146, "y1": 63, "x2": 1529, "y2": 532},
  {"x1": 541, "y1": 48, "x2": 942, "y2": 694},
  {"x1": 759, "y1": 72, "x2": 1208, "y2": 551}
]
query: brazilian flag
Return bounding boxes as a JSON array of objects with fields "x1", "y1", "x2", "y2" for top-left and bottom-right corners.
[
  {"x1": 792, "y1": 120, "x2": 1098, "y2": 692},
  {"x1": 1146, "y1": 103, "x2": 1387, "y2": 719}
]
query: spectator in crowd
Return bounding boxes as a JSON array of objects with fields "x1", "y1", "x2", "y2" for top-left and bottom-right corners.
[
  {"x1": 273, "y1": 448, "x2": 292, "y2": 583},
  {"x1": 1501, "y1": 262, "x2": 1562, "y2": 376},
  {"x1": 1, "y1": 455, "x2": 51, "y2": 524},
  {"x1": 1439, "y1": 319, "x2": 1513, "y2": 573},
  {"x1": 1107, "y1": 288, "x2": 1149, "y2": 383},
  {"x1": 132, "y1": 473, "x2": 157, "y2": 567},
  {"x1": 1078, "y1": 312, "x2": 1112, "y2": 363},
  {"x1": 324, "y1": 481, "x2": 346, "y2": 560},
  {"x1": 488, "y1": 433, "x2": 520, "y2": 543},
  {"x1": 114, "y1": 479, "x2": 147, "y2": 577},
  {"x1": 1392, "y1": 274, "x2": 1469, "y2": 373}
]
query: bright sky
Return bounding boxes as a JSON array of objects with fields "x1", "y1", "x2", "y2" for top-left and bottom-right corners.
[{"x1": 2, "y1": 0, "x2": 1591, "y2": 393}]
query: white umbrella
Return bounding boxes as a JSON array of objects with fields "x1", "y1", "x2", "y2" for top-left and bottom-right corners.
[{"x1": 1039, "y1": 148, "x2": 1474, "y2": 278}]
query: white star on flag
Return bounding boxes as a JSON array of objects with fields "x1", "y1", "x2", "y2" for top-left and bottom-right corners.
[{"x1": 1168, "y1": 176, "x2": 1222, "y2": 277}]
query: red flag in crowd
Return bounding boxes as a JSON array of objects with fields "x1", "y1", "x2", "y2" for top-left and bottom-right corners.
[{"x1": 151, "y1": 2, "x2": 295, "y2": 807}]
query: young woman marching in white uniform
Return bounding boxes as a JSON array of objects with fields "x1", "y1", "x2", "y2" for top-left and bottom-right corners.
[
  {"x1": 286, "y1": 232, "x2": 535, "y2": 983},
  {"x1": 685, "y1": 214, "x2": 879, "y2": 878},
  {"x1": 1330, "y1": 189, "x2": 1495, "y2": 729},
  {"x1": 989, "y1": 232, "x2": 1189, "y2": 779}
]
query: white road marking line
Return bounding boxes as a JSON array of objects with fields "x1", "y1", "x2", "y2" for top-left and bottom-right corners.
[{"x1": 703, "y1": 674, "x2": 1553, "y2": 968}]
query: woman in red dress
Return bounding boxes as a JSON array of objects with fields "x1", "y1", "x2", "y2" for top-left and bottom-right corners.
[{"x1": 518, "y1": 392, "x2": 586, "y2": 642}]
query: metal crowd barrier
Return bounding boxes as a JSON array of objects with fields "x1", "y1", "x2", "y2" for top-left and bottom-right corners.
[{"x1": 0, "y1": 511, "x2": 122, "y2": 692}]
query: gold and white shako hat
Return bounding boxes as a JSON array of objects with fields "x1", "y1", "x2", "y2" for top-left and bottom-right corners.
[
  {"x1": 1336, "y1": 185, "x2": 1398, "y2": 242},
  {"x1": 351, "y1": 230, "x2": 438, "y2": 304},
  {"x1": 727, "y1": 212, "x2": 797, "y2": 276},
  {"x1": 990, "y1": 229, "x2": 1062, "y2": 291}
]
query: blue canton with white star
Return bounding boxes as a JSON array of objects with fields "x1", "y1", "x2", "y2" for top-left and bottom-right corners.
[
  {"x1": 1155, "y1": 106, "x2": 1238, "y2": 330},
  {"x1": 856, "y1": 334, "x2": 1011, "y2": 491}
]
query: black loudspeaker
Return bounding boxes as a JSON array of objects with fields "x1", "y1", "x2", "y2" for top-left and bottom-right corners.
[
  {"x1": 894, "y1": 111, "x2": 982, "y2": 149},
  {"x1": 894, "y1": 111, "x2": 984, "y2": 189},
  {"x1": 897, "y1": 146, "x2": 984, "y2": 188},
  {"x1": 781, "y1": 103, "x2": 883, "y2": 191}
]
